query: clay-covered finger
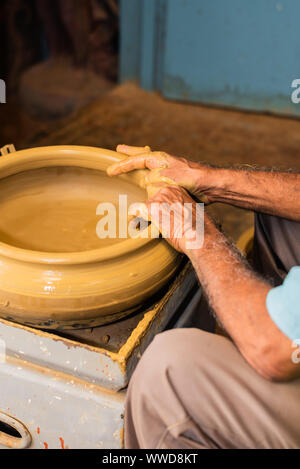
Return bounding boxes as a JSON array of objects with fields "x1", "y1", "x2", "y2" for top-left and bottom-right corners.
[
  {"x1": 107, "y1": 152, "x2": 169, "y2": 176},
  {"x1": 116, "y1": 144, "x2": 151, "y2": 155},
  {"x1": 145, "y1": 182, "x2": 170, "y2": 198},
  {"x1": 107, "y1": 155, "x2": 149, "y2": 176}
]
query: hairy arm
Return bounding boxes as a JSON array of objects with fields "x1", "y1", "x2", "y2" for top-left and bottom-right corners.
[
  {"x1": 199, "y1": 168, "x2": 300, "y2": 221},
  {"x1": 189, "y1": 214, "x2": 300, "y2": 382},
  {"x1": 108, "y1": 146, "x2": 300, "y2": 380},
  {"x1": 140, "y1": 183, "x2": 300, "y2": 382}
]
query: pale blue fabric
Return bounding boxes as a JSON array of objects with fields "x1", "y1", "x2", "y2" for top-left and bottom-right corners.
[{"x1": 266, "y1": 266, "x2": 300, "y2": 341}]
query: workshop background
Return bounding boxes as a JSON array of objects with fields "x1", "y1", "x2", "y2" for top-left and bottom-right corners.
[{"x1": 0, "y1": 0, "x2": 300, "y2": 240}]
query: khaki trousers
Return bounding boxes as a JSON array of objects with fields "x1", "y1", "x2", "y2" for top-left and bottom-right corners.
[
  {"x1": 125, "y1": 329, "x2": 300, "y2": 449},
  {"x1": 125, "y1": 214, "x2": 300, "y2": 449}
]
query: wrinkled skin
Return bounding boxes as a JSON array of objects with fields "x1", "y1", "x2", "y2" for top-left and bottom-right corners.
[
  {"x1": 107, "y1": 145, "x2": 203, "y2": 252},
  {"x1": 140, "y1": 183, "x2": 202, "y2": 253},
  {"x1": 107, "y1": 145, "x2": 213, "y2": 203}
]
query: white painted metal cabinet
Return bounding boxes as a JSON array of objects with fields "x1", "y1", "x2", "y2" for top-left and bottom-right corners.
[{"x1": 0, "y1": 356, "x2": 124, "y2": 449}]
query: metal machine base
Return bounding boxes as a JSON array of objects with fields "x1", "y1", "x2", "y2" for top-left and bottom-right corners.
[{"x1": 0, "y1": 263, "x2": 212, "y2": 449}]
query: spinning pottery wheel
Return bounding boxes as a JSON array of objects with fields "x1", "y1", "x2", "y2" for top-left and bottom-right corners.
[{"x1": 0, "y1": 145, "x2": 180, "y2": 330}]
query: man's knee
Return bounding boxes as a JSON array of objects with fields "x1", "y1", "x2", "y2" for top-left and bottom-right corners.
[
  {"x1": 125, "y1": 329, "x2": 241, "y2": 448},
  {"x1": 130, "y1": 328, "x2": 225, "y2": 390}
]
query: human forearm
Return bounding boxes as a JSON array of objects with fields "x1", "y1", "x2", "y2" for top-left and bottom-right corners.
[
  {"x1": 188, "y1": 215, "x2": 299, "y2": 381},
  {"x1": 109, "y1": 145, "x2": 300, "y2": 220},
  {"x1": 108, "y1": 146, "x2": 300, "y2": 380},
  {"x1": 194, "y1": 167, "x2": 300, "y2": 221}
]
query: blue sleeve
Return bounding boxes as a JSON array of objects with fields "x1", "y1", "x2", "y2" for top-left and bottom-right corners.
[{"x1": 266, "y1": 266, "x2": 300, "y2": 342}]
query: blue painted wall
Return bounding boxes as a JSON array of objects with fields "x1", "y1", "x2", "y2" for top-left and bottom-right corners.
[{"x1": 120, "y1": 0, "x2": 300, "y2": 116}]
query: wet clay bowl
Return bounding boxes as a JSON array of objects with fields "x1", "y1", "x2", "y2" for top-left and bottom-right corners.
[{"x1": 0, "y1": 146, "x2": 180, "y2": 330}]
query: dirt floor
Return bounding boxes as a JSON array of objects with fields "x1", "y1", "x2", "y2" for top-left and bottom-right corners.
[{"x1": 1, "y1": 81, "x2": 299, "y2": 242}]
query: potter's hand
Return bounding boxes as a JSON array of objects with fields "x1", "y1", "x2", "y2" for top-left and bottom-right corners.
[
  {"x1": 107, "y1": 145, "x2": 214, "y2": 203},
  {"x1": 109, "y1": 144, "x2": 300, "y2": 221},
  {"x1": 140, "y1": 183, "x2": 204, "y2": 254}
]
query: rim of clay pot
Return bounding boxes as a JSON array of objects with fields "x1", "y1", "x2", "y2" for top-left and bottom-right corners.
[{"x1": 0, "y1": 145, "x2": 155, "y2": 265}]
